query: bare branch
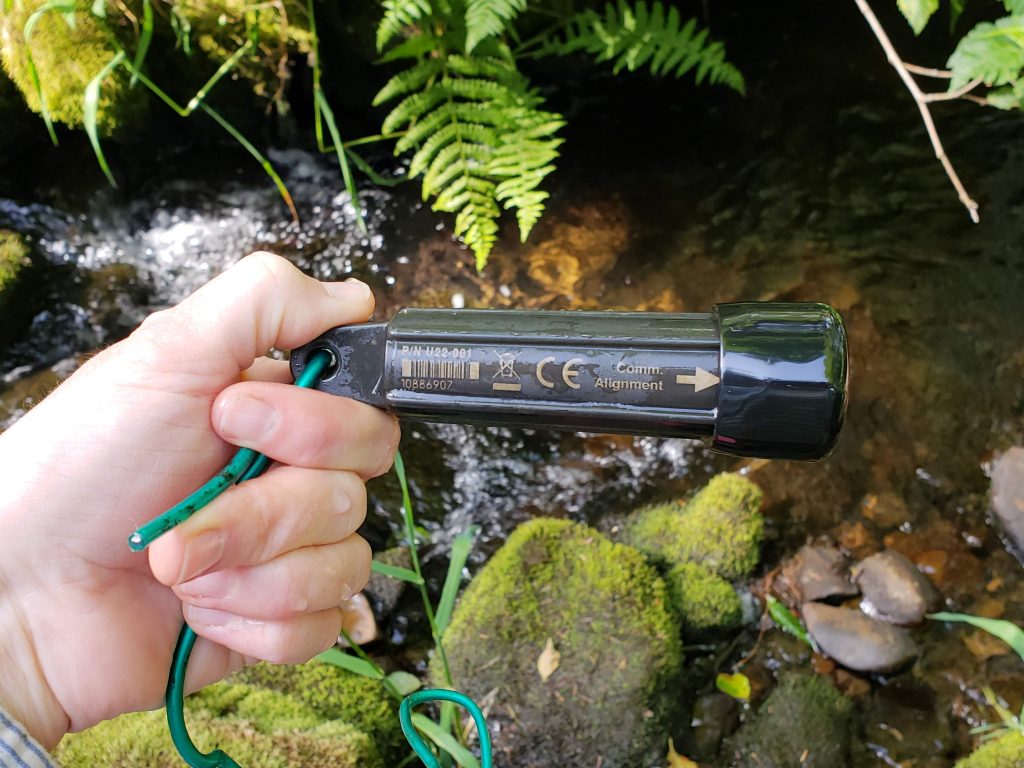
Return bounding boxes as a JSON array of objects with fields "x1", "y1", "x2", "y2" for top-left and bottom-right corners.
[
  {"x1": 853, "y1": 0, "x2": 980, "y2": 222},
  {"x1": 922, "y1": 77, "x2": 984, "y2": 102},
  {"x1": 904, "y1": 63, "x2": 953, "y2": 79}
]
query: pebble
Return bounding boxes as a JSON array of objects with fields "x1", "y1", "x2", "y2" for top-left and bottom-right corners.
[
  {"x1": 802, "y1": 602, "x2": 917, "y2": 673},
  {"x1": 852, "y1": 550, "x2": 940, "y2": 625},
  {"x1": 991, "y1": 446, "x2": 1024, "y2": 559},
  {"x1": 338, "y1": 593, "x2": 379, "y2": 646},
  {"x1": 791, "y1": 545, "x2": 859, "y2": 602}
]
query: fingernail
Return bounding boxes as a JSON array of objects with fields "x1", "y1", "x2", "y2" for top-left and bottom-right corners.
[
  {"x1": 178, "y1": 529, "x2": 227, "y2": 583},
  {"x1": 216, "y1": 393, "x2": 279, "y2": 443},
  {"x1": 178, "y1": 570, "x2": 234, "y2": 601},
  {"x1": 325, "y1": 278, "x2": 372, "y2": 302}
]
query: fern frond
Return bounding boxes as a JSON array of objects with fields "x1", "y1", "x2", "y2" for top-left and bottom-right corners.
[
  {"x1": 377, "y1": 0, "x2": 431, "y2": 51},
  {"x1": 465, "y1": 0, "x2": 527, "y2": 53},
  {"x1": 531, "y1": 0, "x2": 744, "y2": 93},
  {"x1": 377, "y1": 47, "x2": 563, "y2": 267}
]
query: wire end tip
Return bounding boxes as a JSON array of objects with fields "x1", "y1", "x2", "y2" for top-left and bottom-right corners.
[{"x1": 128, "y1": 531, "x2": 146, "y2": 551}]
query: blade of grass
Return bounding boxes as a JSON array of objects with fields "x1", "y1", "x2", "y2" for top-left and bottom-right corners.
[
  {"x1": 410, "y1": 713, "x2": 481, "y2": 768},
  {"x1": 315, "y1": 90, "x2": 367, "y2": 233},
  {"x1": 435, "y1": 526, "x2": 477, "y2": 636},
  {"x1": 346, "y1": 147, "x2": 408, "y2": 187},
  {"x1": 186, "y1": 39, "x2": 255, "y2": 113},
  {"x1": 928, "y1": 612, "x2": 1024, "y2": 663},
  {"x1": 372, "y1": 559, "x2": 425, "y2": 585},
  {"x1": 23, "y1": 0, "x2": 77, "y2": 144},
  {"x1": 198, "y1": 103, "x2": 298, "y2": 222},
  {"x1": 169, "y1": 7, "x2": 193, "y2": 55},
  {"x1": 766, "y1": 595, "x2": 813, "y2": 647},
  {"x1": 316, "y1": 647, "x2": 384, "y2": 680},
  {"x1": 84, "y1": 50, "x2": 125, "y2": 187},
  {"x1": 130, "y1": 0, "x2": 153, "y2": 86}
]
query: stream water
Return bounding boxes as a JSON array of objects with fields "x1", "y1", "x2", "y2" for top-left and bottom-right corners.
[{"x1": 2, "y1": 3, "x2": 1023, "y2": 765}]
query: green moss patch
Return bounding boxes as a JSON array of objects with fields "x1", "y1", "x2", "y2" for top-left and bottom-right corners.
[
  {"x1": 955, "y1": 732, "x2": 1024, "y2": 768},
  {"x1": 440, "y1": 517, "x2": 683, "y2": 766},
  {"x1": 624, "y1": 472, "x2": 764, "y2": 579},
  {"x1": 666, "y1": 561, "x2": 743, "y2": 635}
]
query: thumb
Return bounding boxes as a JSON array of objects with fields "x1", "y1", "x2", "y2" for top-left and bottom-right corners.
[{"x1": 132, "y1": 252, "x2": 374, "y2": 380}]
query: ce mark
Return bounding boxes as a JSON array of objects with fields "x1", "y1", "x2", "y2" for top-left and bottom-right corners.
[{"x1": 536, "y1": 356, "x2": 584, "y2": 389}]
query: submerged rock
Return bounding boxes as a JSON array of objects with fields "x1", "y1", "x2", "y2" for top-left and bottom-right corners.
[
  {"x1": 364, "y1": 546, "x2": 412, "y2": 619},
  {"x1": 56, "y1": 662, "x2": 402, "y2": 768},
  {"x1": 440, "y1": 518, "x2": 683, "y2": 767},
  {"x1": 690, "y1": 691, "x2": 741, "y2": 761},
  {"x1": 802, "y1": 602, "x2": 917, "y2": 673},
  {"x1": 954, "y1": 731, "x2": 1024, "y2": 768},
  {"x1": 991, "y1": 447, "x2": 1024, "y2": 560},
  {"x1": 724, "y1": 673, "x2": 854, "y2": 767},
  {"x1": 852, "y1": 550, "x2": 940, "y2": 625},
  {"x1": 790, "y1": 545, "x2": 858, "y2": 603},
  {"x1": 624, "y1": 473, "x2": 765, "y2": 579}
]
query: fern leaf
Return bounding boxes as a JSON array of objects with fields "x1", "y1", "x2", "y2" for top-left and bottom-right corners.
[
  {"x1": 531, "y1": 0, "x2": 744, "y2": 93},
  {"x1": 377, "y1": 0, "x2": 431, "y2": 51},
  {"x1": 465, "y1": 0, "x2": 526, "y2": 53},
  {"x1": 373, "y1": 57, "x2": 444, "y2": 105}
]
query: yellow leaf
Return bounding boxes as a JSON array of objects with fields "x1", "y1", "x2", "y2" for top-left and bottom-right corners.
[
  {"x1": 666, "y1": 737, "x2": 698, "y2": 768},
  {"x1": 715, "y1": 672, "x2": 752, "y2": 702},
  {"x1": 537, "y1": 637, "x2": 561, "y2": 682}
]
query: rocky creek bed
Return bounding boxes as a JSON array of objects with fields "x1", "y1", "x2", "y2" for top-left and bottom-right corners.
[{"x1": 2, "y1": 2, "x2": 1024, "y2": 766}]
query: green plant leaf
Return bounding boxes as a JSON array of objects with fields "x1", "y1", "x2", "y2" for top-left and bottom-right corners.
[
  {"x1": 316, "y1": 647, "x2": 385, "y2": 679},
  {"x1": 378, "y1": 0, "x2": 432, "y2": 51},
  {"x1": 84, "y1": 50, "x2": 125, "y2": 187},
  {"x1": 410, "y1": 713, "x2": 481, "y2": 768},
  {"x1": 315, "y1": 90, "x2": 367, "y2": 234},
  {"x1": 766, "y1": 594, "x2": 813, "y2": 647},
  {"x1": 22, "y1": 0, "x2": 77, "y2": 144},
  {"x1": 372, "y1": 559, "x2": 425, "y2": 585},
  {"x1": 928, "y1": 612, "x2": 1024, "y2": 662},
  {"x1": 130, "y1": 0, "x2": 153, "y2": 85},
  {"x1": 465, "y1": 0, "x2": 527, "y2": 53},
  {"x1": 529, "y1": 0, "x2": 744, "y2": 93},
  {"x1": 435, "y1": 526, "x2": 477, "y2": 636},
  {"x1": 715, "y1": 671, "x2": 752, "y2": 701},
  {"x1": 386, "y1": 670, "x2": 423, "y2": 696},
  {"x1": 90, "y1": 0, "x2": 105, "y2": 17},
  {"x1": 898, "y1": 0, "x2": 939, "y2": 34},
  {"x1": 947, "y1": 16, "x2": 1024, "y2": 90},
  {"x1": 1006, "y1": 0, "x2": 1024, "y2": 15}
]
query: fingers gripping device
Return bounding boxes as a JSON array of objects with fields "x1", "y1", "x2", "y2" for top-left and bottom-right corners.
[{"x1": 130, "y1": 303, "x2": 848, "y2": 768}]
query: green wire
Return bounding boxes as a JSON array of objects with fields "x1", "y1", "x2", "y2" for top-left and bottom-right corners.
[
  {"x1": 128, "y1": 349, "x2": 493, "y2": 768},
  {"x1": 400, "y1": 690, "x2": 493, "y2": 768}
]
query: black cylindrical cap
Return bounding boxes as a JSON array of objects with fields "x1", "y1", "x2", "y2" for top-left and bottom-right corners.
[{"x1": 713, "y1": 303, "x2": 848, "y2": 460}]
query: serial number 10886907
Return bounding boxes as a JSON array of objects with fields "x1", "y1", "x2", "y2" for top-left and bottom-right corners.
[{"x1": 401, "y1": 378, "x2": 456, "y2": 391}]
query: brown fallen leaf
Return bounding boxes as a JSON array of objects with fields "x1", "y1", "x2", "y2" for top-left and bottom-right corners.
[
  {"x1": 537, "y1": 637, "x2": 561, "y2": 682},
  {"x1": 666, "y1": 737, "x2": 698, "y2": 768},
  {"x1": 963, "y1": 630, "x2": 1010, "y2": 661}
]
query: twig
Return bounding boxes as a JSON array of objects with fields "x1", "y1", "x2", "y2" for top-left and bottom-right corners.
[
  {"x1": 922, "y1": 76, "x2": 984, "y2": 102},
  {"x1": 904, "y1": 63, "x2": 953, "y2": 79},
  {"x1": 853, "y1": 0, "x2": 980, "y2": 222}
]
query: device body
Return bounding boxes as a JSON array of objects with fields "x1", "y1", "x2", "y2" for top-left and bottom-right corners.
[{"x1": 291, "y1": 303, "x2": 848, "y2": 460}]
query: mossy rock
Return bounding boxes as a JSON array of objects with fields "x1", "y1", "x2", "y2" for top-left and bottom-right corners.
[
  {"x1": 0, "y1": 229, "x2": 30, "y2": 296},
  {"x1": 723, "y1": 672, "x2": 854, "y2": 767},
  {"x1": 0, "y1": 0, "x2": 145, "y2": 134},
  {"x1": 666, "y1": 561, "x2": 743, "y2": 635},
  {"x1": 232, "y1": 660, "x2": 403, "y2": 760},
  {"x1": 439, "y1": 517, "x2": 683, "y2": 766},
  {"x1": 624, "y1": 473, "x2": 764, "y2": 579},
  {"x1": 954, "y1": 732, "x2": 1024, "y2": 768},
  {"x1": 57, "y1": 677, "x2": 386, "y2": 768}
]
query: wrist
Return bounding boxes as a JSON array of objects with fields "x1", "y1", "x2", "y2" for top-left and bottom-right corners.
[{"x1": 0, "y1": 571, "x2": 69, "y2": 749}]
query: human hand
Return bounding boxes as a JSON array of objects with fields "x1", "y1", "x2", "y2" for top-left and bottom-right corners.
[{"x1": 0, "y1": 252, "x2": 400, "y2": 748}]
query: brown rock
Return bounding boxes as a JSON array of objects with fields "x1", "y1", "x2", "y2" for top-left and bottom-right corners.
[
  {"x1": 991, "y1": 446, "x2": 1024, "y2": 559},
  {"x1": 852, "y1": 550, "x2": 940, "y2": 625},
  {"x1": 790, "y1": 545, "x2": 858, "y2": 603},
  {"x1": 802, "y1": 603, "x2": 917, "y2": 673}
]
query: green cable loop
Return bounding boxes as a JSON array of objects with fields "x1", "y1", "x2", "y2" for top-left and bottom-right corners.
[
  {"x1": 399, "y1": 689, "x2": 494, "y2": 768},
  {"x1": 130, "y1": 349, "x2": 493, "y2": 768}
]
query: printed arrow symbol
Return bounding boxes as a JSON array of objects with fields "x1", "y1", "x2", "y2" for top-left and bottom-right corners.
[{"x1": 676, "y1": 368, "x2": 720, "y2": 393}]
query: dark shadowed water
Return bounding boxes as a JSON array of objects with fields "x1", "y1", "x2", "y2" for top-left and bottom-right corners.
[{"x1": 2, "y1": 3, "x2": 1023, "y2": 764}]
